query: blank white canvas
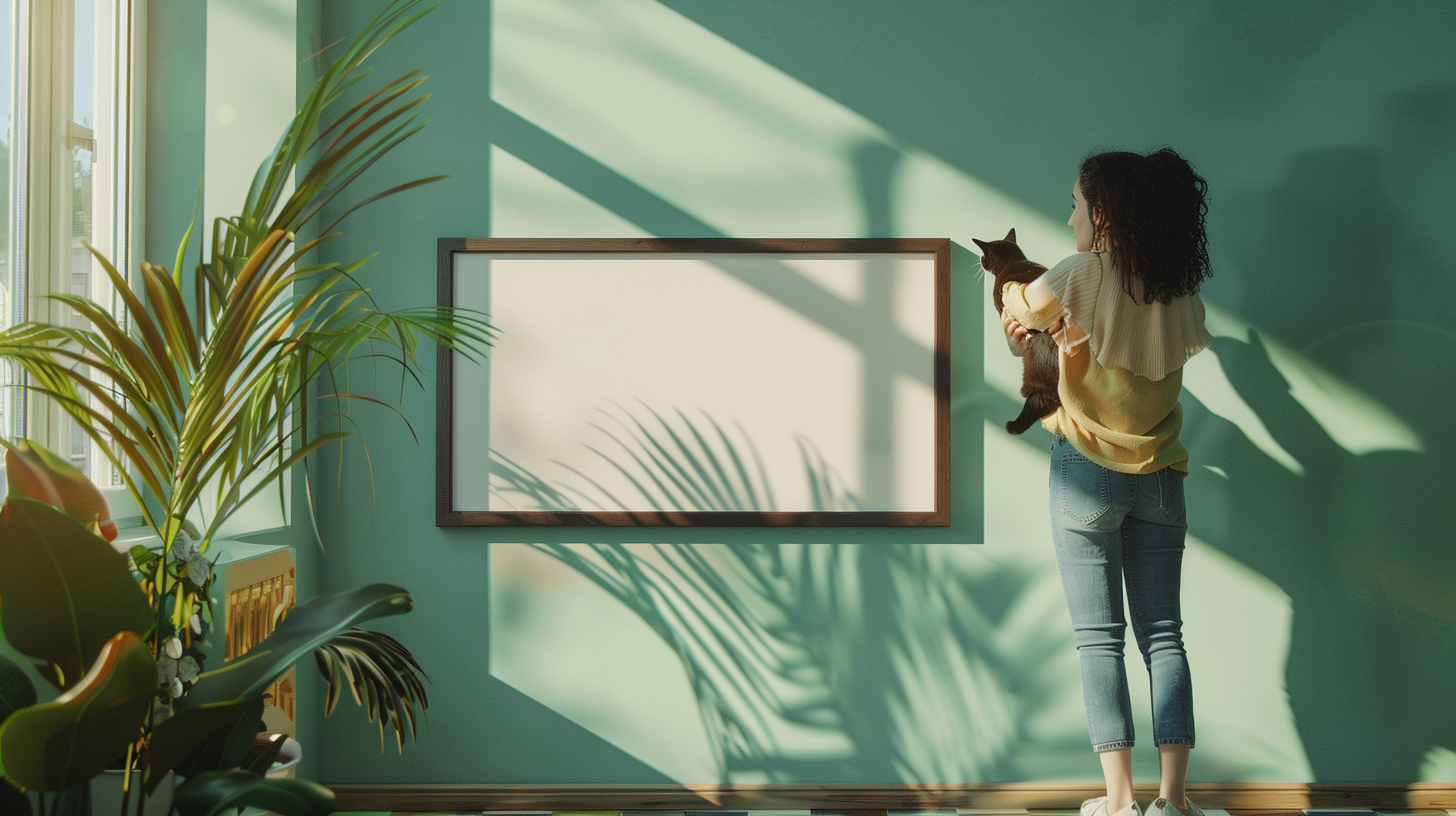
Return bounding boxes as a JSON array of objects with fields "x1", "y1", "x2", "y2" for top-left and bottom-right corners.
[{"x1": 452, "y1": 252, "x2": 936, "y2": 514}]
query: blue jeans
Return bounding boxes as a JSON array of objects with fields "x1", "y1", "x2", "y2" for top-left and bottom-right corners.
[{"x1": 1049, "y1": 435, "x2": 1195, "y2": 751}]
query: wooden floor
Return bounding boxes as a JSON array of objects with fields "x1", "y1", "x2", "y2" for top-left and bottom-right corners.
[
  {"x1": 328, "y1": 784, "x2": 1456, "y2": 816},
  {"x1": 332, "y1": 810, "x2": 1456, "y2": 816}
]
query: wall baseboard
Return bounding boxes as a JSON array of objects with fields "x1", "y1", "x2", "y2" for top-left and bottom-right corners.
[{"x1": 328, "y1": 783, "x2": 1456, "y2": 813}]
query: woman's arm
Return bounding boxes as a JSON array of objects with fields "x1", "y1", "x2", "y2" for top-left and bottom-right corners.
[
  {"x1": 1001, "y1": 276, "x2": 1063, "y2": 357},
  {"x1": 1003, "y1": 277, "x2": 1062, "y2": 331}
]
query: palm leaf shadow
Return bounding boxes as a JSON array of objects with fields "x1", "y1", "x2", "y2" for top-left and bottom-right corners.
[
  {"x1": 487, "y1": 401, "x2": 861, "y2": 514},
  {"x1": 493, "y1": 404, "x2": 1079, "y2": 780}
]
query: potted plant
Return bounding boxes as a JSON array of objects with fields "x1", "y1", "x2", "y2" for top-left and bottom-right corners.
[
  {"x1": 0, "y1": 445, "x2": 427, "y2": 815},
  {"x1": 0, "y1": 0, "x2": 490, "y2": 812}
]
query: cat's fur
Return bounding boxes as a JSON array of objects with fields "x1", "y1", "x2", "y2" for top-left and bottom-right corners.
[{"x1": 973, "y1": 229, "x2": 1062, "y2": 435}]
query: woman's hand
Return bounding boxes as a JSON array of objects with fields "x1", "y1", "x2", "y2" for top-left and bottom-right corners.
[{"x1": 1002, "y1": 310, "x2": 1031, "y2": 347}]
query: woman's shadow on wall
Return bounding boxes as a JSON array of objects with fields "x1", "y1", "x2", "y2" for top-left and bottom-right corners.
[{"x1": 1185, "y1": 148, "x2": 1456, "y2": 781}]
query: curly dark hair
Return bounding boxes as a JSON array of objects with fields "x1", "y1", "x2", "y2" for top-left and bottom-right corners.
[{"x1": 1078, "y1": 147, "x2": 1211, "y2": 304}]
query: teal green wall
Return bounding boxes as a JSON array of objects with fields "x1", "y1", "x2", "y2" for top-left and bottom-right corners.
[{"x1": 283, "y1": 0, "x2": 1456, "y2": 786}]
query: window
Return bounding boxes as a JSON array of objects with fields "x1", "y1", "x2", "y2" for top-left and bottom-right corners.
[{"x1": 4, "y1": 0, "x2": 138, "y2": 491}]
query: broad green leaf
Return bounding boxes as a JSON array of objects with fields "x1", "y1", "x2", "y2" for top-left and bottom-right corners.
[
  {"x1": 172, "y1": 770, "x2": 334, "y2": 816},
  {"x1": 150, "y1": 697, "x2": 262, "y2": 793},
  {"x1": 0, "y1": 632, "x2": 155, "y2": 791},
  {"x1": 240, "y1": 733, "x2": 286, "y2": 776},
  {"x1": 0, "y1": 499, "x2": 153, "y2": 689},
  {"x1": 181, "y1": 584, "x2": 413, "y2": 708}
]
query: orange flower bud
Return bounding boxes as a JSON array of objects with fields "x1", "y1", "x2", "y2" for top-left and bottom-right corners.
[{"x1": 3, "y1": 438, "x2": 119, "y2": 541}]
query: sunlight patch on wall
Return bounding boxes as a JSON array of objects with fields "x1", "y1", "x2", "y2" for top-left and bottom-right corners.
[
  {"x1": 1180, "y1": 534, "x2": 1313, "y2": 780},
  {"x1": 886, "y1": 619, "x2": 1015, "y2": 781},
  {"x1": 490, "y1": 543, "x2": 718, "y2": 781},
  {"x1": 1420, "y1": 745, "x2": 1456, "y2": 782},
  {"x1": 495, "y1": 0, "x2": 881, "y2": 238},
  {"x1": 1183, "y1": 346, "x2": 1304, "y2": 475},
  {"x1": 202, "y1": 0, "x2": 296, "y2": 534},
  {"x1": 492, "y1": 0, "x2": 1060, "y2": 251},
  {"x1": 491, "y1": 542, "x2": 867, "y2": 783},
  {"x1": 493, "y1": 0, "x2": 1072, "y2": 417},
  {"x1": 1201, "y1": 307, "x2": 1423, "y2": 457}
]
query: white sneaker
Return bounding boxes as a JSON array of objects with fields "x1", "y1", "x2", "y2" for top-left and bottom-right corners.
[
  {"x1": 1081, "y1": 797, "x2": 1143, "y2": 816},
  {"x1": 1148, "y1": 797, "x2": 1204, "y2": 816}
]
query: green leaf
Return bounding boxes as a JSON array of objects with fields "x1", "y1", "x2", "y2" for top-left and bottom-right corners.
[
  {"x1": 240, "y1": 733, "x2": 286, "y2": 776},
  {"x1": 0, "y1": 655, "x2": 38, "y2": 723},
  {"x1": 172, "y1": 769, "x2": 334, "y2": 816},
  {"x1": 181, "y1": 584, "x2": 414, "y2": 708},
  {"x1": 314, "y1": 628, "x2": 428, "y2": 750},
  {"x1": 147, "y1": 697, "x2": 262, "y2": 794},
  {"x1": 129, "y1": 545, "x2": 160, "y2": 572},
  {"x1": 0, "y1": 632, "x2": 156, "y2": 792},
  {"x1": 0, "y1": 498, "x2": 154, "y2": 689}
]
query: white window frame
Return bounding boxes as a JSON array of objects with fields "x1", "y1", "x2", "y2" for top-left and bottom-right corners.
[
  {"x1": 7, "y1": 0, "x2": 143, "y2": 521},
  {"x1": 5, "y1": 0, "x2": 294, "y2": 541}
]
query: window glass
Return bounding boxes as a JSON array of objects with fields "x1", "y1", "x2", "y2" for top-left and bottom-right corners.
[
  {"x1": 1, "y1": 0, "x2": 14, "y2": 442},
  {"x1": 71, "y1": 0, "x2": 100, "y2": 478},
  {"x1": 0, "y1": 1, "x2": 128, "y2": 486}
]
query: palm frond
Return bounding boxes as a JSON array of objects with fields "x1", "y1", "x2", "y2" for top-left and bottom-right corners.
[{"x1": 313, "y1": 628, "x2": 428, "y2": 751}]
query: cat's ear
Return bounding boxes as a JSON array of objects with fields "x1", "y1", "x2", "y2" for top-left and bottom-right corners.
[
  {"x1": 1004, "y1": 228, "x2": 1017, "y2": 242},
  {"x1": 971, "y1": 238, "x2": 989, "y2": 254}
]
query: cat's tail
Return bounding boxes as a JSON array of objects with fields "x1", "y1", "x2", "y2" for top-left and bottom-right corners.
[{"x1": 1006, "y1": 389, "x2": 1060, "y2": 435}]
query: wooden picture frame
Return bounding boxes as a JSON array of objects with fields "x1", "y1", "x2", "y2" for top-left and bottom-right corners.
[{"x1": 436, "y1": 238, "x2": 951, "y2": 526}]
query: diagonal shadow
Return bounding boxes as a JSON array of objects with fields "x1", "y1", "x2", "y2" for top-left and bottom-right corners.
[
  {"x1": 482, "y1": 674, "x2": 683, "y2": 783},
  {"x1": 485, "y1": 102, "x2": 934, "y2": 388},
  {"x1": 480, "y1": 100, "x2": 980, "y2": 544}
]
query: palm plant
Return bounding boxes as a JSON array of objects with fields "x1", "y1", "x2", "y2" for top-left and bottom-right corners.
[
  {"x1": 0, "y1": 0, "x2": 491, "y2": 812},
  {"x1": 0, "y1": 454, "x2": 429, "y2": 815},
  {"x1": 4, "y1": 0, "x2": 490, "y2": 554}
]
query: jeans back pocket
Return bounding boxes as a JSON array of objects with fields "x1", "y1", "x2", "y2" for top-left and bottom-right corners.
[
  {"x1": 1056, "y1": 448, "x2": 1112, "y2": 526},
  {"x1": 1149, "y1": 467, "x2": 1188, "y2": 526}
]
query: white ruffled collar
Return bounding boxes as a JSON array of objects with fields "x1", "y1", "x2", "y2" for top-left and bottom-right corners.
[{"x1": 1048, "y1": 252, "x2": 1211, "y2": 381}]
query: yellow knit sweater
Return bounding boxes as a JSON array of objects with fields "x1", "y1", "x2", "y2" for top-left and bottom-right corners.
[{"x1": 1002, "y1": 281, "x2": 1190, "y2": 473}]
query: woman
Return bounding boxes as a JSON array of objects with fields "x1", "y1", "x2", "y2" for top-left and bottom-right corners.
[{"x1": 1000, "y1": 148, "x2": 1213, "y2": 816}]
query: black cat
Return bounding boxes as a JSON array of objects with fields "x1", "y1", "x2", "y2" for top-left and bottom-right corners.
[{"x1": 972, "y1": 229, "x2": 1061, "y2": 435}]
